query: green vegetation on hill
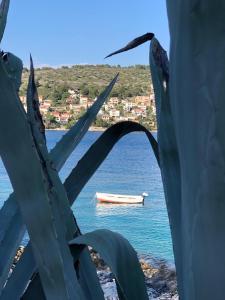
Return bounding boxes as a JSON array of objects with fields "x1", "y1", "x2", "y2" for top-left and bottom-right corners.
[{"x1": 20, "y1": 64, "x2": 152, "y2": 104}]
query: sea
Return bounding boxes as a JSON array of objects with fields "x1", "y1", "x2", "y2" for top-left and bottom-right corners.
[{"x1": 0, "y1": 130, "x2": 174, "y2": 263}]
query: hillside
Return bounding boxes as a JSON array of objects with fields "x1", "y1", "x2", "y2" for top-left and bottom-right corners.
[
  {"x1": 19, "y1": 64, "x2": 156, "y2": 130},
  {"x1": 20, "y1": 64, "x2": 153, "y2": 102}
]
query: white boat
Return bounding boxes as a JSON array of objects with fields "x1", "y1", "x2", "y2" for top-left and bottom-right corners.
[{"x1": 95, "y1": 192, "x2": 148, "y2": 204}]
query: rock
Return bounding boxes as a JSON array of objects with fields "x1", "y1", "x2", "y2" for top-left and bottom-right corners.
[
  {"x1": 90, "y1": 248, "x2": 110, "y2": 271},
  {"x1": 12, "y1": 245, "x2": 25, "y2": 268},
  {"x1": 89, "y1": 249, "x2": 178, "y2": 299},
  {"x1": 12, "y1": 246, "x2": 178, "y2": 299},
  {"x1": 146, "y1": 261, "x2": 178, "y2": 298},
  {"x1": 140, "y1": 258, "x2": 159, "y2": 278}
]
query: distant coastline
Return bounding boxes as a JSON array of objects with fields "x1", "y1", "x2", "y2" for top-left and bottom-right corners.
[
  {"x1": 45, "y1": 126, "x2": 157, "y2": 133},
  {"x1": 45, "y1": 126, "x2": 106, "y2": 132}
]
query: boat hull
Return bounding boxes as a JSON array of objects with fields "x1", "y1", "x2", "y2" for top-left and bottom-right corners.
[{"x1": 96, "y1": 193, "x2": 144, "y2": 204}]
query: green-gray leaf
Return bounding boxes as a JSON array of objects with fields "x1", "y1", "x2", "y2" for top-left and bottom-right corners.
[
  {"x1": 27, "y1": 55, "x2": 46, "y2": 143},
  {"x1": 64, "y1": 121, "x2": 159, "y2": 204},
  {"x1": 150, "y1": 37, "x2": 182, "y2": 284},
  {"x1": 105, "y1": 32, "x2": 154, "y2": 59},
  {"x1": 69, "y1": 229, "x2": 148, "y2": 300},
  {"x1": 18, "y1": 121, "x2": 158, "y2": 299},
  {"x1": 1, "y1": 52, "x2": 23, "y2": 91},
  {"x1": 0, "y1": 0, "x2": 9, "y2": 43},
  {"x1": 0, "y1": 56, "x2": 84, "y2": 300}
]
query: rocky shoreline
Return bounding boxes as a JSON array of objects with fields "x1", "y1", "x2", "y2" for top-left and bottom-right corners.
[
  {"x1": 13, "y1": 246, "x2": 178, "y2": 299},
  {"x1": 91, "y1": 250, "x2": 178, "y2": 300}
]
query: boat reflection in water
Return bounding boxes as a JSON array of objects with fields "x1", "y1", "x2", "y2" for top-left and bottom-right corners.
[{"x1": 95, "y1": 202, "x2": 143, "y2": 217}]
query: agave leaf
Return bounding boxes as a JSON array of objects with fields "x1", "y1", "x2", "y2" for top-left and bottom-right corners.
[
  {"x1": 167, "y1": 3, "x2": 225, "y2": 298},
  {"x1": 0, "y1": 52, "x2": 24, "y2": 292},
  {"x1": 76, "y1": 249, "x2": 105, "y2": 300},
  {"x1": 1, "y1": 52, "x2": 23, "y2": 92},
  {"x1": 9, "y1": 237, "x2": 104, "y2": 300},
  {"x1": 150, "y1": 37, "x2": 182, "y2": 288},
  {"x1": 16, "y1": 246, "x2": 104, "y2": 300},
  {"x1": 64, "y1": 121, "x2": 159, "y2": 204},
  {"x1": 26, "y1": 56, "x2": 80, "y2": 243},
  {"x1": 1, "y1": 67, "x2": 114, "y2": 299},
  {"x1": 0, "y1": 195, "x2": 22, "y2": 247},
  {"x1": 21, "y1": 273, "x2": 45, "y2": 300},
  {"x1": 0, "y1": 195, "x2": 25, "y2": 293},
  {"x1": 2, "y1": 60, "x2": 104, "y2": 299},
  {"x1": 69, "y1": 229, "x2": 148, "y2": 300},
  {"x1": 0, "y1": 243, "x2": 36, "y2": 300},
  {"x1": 22, "y1": 58, "x2": 86, "y2": 299},
  {"x1": 8, "y1": 227, "x2": 103, "y2": 300},
  {"x1": 0, "y1": 58, "x2": 85, "y2": 299},
  {"x1": 4, "y1": 121, "x2": 158, "y2": 298},
  {"x1": 105, "y1": 32, "x2": 154, "y2": 59},
  {"x1": 50, "y1": 73, "x2": 119, "y2": 171},
  {"x1": 1, "y1": 62, "x2": 113, "y2": 298},
  {"x1": 0, "y1": 51, "x2": 24, "y2": 292},
  {"x1": 26, "y1": 55, "x2": 46, "y2": 143},
  {"x1": 6, "y1": 221, "x2": 103, "y2": 300},
  {"x1": 0, "y1": 73, "x2": 119, "y2": 265},
  {"x1": 0, "y1": 0, "x2": 9, "y2": 43}
]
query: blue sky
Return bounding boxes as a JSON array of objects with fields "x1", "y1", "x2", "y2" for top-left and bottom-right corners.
[{"x1": 2, "y1": 0, "x2": 169, "y2": 67}]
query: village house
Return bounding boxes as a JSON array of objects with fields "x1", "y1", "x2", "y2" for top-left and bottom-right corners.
[
  {"x1": 104, "y1": 103, "x2": 114, "y2": 111},
  {"x1": 68, "y1": 89, "x2": 78, "y2": 96},
  {"x1": 132, "y1": 108, "x2": 143, "y2": 117},
  {"x1": 109, "y1": 97, "x2": 120, "y2": 105},
  {"x1": 98, "y1": 109, "x2": 104, "y2": 115},
  {"x1": 141, "y1": 111, "x2": 147, "y2": 118},
  {"x1": 68, "y1": 103, "x2": 82, "y2": 112},
  {"x1": 40, "y1": 106, "x2": 49, "y2": 114},
  {"x1": 51, "y1": 111, "x2": 61, "y2": 122},
  {"x1": 109, "y1": 109, "x2": 120, "y2": 118},
  {"x1": 80, "y1": 96, "x2": 89, "y2": 106},
  {"x1": 101, "y1": 114, "x2": 110, "y2": 121},
  {"x1": 50, "y1": 106, "x2": 67, "y2": 113},
  {"x1": 124, "y1": 102, "x2": 134, "y2": 112},
  {"x1": 42, "y1": 99, "x2": 52, "y2": 105},
  {"x1": 152, "y1": 105, "x2": 156, "y2": 115},
  {"x1": 121, "y1": 99, "x2": 128, "y2": 105},
  {"x1": 113, "y1": 117, "x2": 121, "y2": 123},
  {"x1": 138, "y1": 104, "x2": 147, "y2": 111},
  {"x1": 87, "y1": 99, "x2": 95, "y2": 107},
  {"x1": 51, "y1": 111, "x2": 70, "y2": 124},
  {"x1": 66, "y1": 97, "x2": 74, "y2": 104},
  {"x1": 127, "y1": 116, "x2": 136, "y2": 121},
  {"x1": 119, "y1": 116, "x2": 128, "y2": 121},
  {"x1": 134, "y1": 96, "x2": 150, "y2": 106},
  {"x1": 59, "y1": 112, "x2": 70, "y2": 125},
  {"x1": 40, "y1": 100, "x2": 52, "y2": 114},
  {"x1": 150, "y1": 93, "x2": 154, "y2": 100}
]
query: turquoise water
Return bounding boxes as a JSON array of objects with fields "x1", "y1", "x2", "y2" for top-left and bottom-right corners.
[{"x1": 0, "y1": 130, "x2": 174, "y2": 262}]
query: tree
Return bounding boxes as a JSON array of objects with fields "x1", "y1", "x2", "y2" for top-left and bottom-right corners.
[
  {"x1": 44, "y1": 113, "x2": 59, "y2": 129},
  {"x1": 66, "y1": 115, "x2": 76, "y2": 129},
  {"x1": 51, "y1": 84, "x2": 70, "y2": 105},
  {"x1": 94, "y1": 117, "x2": 109, "y2": 128}
]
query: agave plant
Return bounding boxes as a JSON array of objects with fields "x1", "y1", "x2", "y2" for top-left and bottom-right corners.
[
  {"x1": 106, "y1": 1, "x2": 225, "y2": 300},
  {"x1": 0, "y1": 1, "x2": 160, "y2": 299}
]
